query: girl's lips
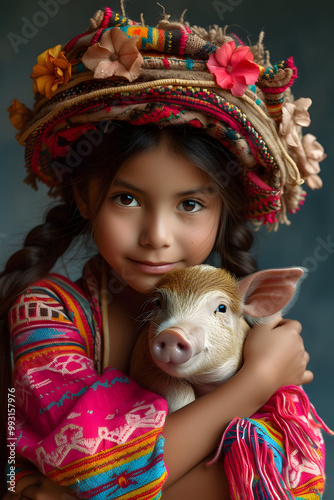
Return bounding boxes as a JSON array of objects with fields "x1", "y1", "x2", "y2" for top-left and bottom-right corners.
[{"x1": 129, "y1": 259, "x2": 179, "y2": 274}]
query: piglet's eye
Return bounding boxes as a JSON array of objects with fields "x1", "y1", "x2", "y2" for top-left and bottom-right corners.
[{"x1": 215, "y1": 304, "x2": 227, "y2": 313}]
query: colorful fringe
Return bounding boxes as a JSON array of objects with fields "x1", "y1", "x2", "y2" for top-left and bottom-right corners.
[{"x1": 210, "y1": 386, "x2": 333, "y2": 499}]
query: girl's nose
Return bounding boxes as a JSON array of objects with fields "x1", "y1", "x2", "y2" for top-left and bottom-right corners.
[{"x1": 139, "y1": 212, "x2": 173, "y2": 249}]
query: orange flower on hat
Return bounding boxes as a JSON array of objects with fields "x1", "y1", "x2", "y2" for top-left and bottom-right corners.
[
  {"x1": 82, "y1": 27, "x2": 143, "y2": 82},
  {"x1": 207, "y1": 41, "x2": 260, "y2": 97},
  {"x1": 7, "y1": 99, "x2": 33, "y2": 131},
  {"x1": 31, "y1": 44, "x2": 71, "y2": 99}
]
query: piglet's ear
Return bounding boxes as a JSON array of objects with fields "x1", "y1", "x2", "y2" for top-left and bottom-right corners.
[{"x1": 238, "y1": 268, "x2": 305, "y2": 318}]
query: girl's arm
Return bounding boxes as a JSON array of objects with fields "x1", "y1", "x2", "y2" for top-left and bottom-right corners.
[
  {"x1": 13, "y1": 318, "x2": 311, "y2": 499},
  {"x1": 7, "y1": 476, "x2": 79, "y2": 499},
  {"x1": 8, "y1": 281, "x2": 168, "y2": 498},
  {"x1": 15, "y1": 477, "x2": 79, "y2": 499},
  {"x1": 163, "y1": 317, "x2": 312, "y2": 489}
]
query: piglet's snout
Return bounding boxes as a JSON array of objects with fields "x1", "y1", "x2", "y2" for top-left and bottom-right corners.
[{"x1": 151, "y1": 329, "x2": 193, "y2": 364}]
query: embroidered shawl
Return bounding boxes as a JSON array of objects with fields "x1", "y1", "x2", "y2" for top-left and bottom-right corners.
[{"x1": 9, "y1": 256, "x2": 168, "y2": 499}]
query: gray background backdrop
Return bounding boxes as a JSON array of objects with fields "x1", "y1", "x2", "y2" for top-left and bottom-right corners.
[{"x1": 1, "y1": 0, "x2": 333, "y2": 495}]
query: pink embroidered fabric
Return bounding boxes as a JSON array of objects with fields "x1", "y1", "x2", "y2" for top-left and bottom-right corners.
[{"x1": 8, "y1": 256, "x2": 168, "y2": 498}]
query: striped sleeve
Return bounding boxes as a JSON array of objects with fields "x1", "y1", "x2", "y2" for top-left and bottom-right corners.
[{"x1": 9, "y1": 276, "x2": 168, "y2": 499}]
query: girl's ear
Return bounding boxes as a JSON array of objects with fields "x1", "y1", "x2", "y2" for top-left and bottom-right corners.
[{"x1": 72, "y1": 185, "x2": 90, "y2": 220}]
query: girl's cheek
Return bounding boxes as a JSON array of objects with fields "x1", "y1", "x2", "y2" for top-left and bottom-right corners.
[
  {"x1": 189, "y1": 241, "x2": 214, "y2": 264},
  {"x1": 186, "y1": 222, "x2": 219, "y2": 263}
]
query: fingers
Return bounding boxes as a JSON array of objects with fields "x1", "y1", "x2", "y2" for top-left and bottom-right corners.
[
  {"x1": 275, "y1": 318, "x2": 302, "y2": 334},
  {"x1": 302, "y1": 369, "x2": 314, "y2": 385},
  {"x1": 300, "y1": 349, "x2": 313, "y2": 384},
  {"x1": 21, "y1": 481, "x2": 79, "y2": 500},
  {"x1": 2, "y1": 493, "x2": 22, "y2": 500},
  {"x1": 20, "y1": 484, "x2": 39, "y2": 499},
  {"x1": 271, "y1": 318, "x2": 313, "y2": 387}
]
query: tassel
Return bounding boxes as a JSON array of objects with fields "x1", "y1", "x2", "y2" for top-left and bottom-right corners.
[
  {"x1": 253, "y1": 386, "x2": 334, "y2": 474},
  {"x1": 220, "y1": 419, "x2": 294, "y2": 499},
  {"x1": 208, "y1": 386, "x2": 333, "y2": 499}
]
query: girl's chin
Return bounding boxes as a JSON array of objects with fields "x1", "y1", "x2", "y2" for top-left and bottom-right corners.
[
  {"x1": 127, "y1": 276, "x2": 164, "y2": 295},
  {"x1": 107, "y1": 260, "x2": 188, "y2": 294},
  {"x1": 120, "y1": 260, "x2": 183, "y2": 292}
]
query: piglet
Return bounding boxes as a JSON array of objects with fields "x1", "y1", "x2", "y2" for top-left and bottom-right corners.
[{"x1": 130, "y1": 265, "x2": 305, "y2": 413}]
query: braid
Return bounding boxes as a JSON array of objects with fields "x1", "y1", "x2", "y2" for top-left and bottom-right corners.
[
  {"x1": 221, "y1": 216, "x2": 258, "y2": 278},
  {"x1": 0, "y1": 200, "x2": 86, "y2": 316},
  {"x1": 0, "y1": 190, "x2": 87, "y2": 488}
]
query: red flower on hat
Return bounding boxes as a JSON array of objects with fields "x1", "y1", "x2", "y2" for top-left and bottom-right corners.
[
  {"x1": 207, "y1": 41, "x2": 260, "y2": 97},
  {"x1": 82, "y1": 27, "x2": 143, "y2": 82}
]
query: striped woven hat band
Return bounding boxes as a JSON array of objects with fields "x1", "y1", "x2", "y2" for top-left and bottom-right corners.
[{"x1": 8, "y1": 5, "x2": 326, "y2": 230}]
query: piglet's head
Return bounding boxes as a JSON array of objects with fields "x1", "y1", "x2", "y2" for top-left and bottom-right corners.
[{"x1": 148, "y1": 265, "x2": 306, "y2": 385}]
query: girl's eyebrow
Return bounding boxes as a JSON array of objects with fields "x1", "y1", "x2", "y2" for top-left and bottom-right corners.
[{"x1": 113, "y1": 179, "x2": 215, "y2": 197}]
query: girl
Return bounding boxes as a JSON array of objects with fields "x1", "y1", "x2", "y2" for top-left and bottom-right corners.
[{"x1": 1, "y1": 4, "x2": 326, "y2": 499}]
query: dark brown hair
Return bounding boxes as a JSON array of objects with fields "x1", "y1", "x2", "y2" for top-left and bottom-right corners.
[{"x1": 0, "y1": 122, "x2": 257, "y2": 489}]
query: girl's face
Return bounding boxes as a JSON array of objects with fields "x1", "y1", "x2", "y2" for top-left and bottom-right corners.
[{"x1": 87, "y1": 142, "x2": 222, "y2": 293}]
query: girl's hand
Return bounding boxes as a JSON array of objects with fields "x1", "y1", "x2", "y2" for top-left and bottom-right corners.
[
  {"x1": 242, "y1": 318, "x2": 313, "y2": 393},
  {"x1": 2, "y1": 493, "x2": 21, "y2": 500},
  {"x1": 20, "y1": 478, "x2": 79, "y2": 500}
]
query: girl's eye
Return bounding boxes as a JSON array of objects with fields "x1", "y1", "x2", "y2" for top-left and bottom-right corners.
[
  {"x1": 215, "y1": 304, "x2": 227, "y2": 314},
  {"x1": 179, "y1": 200, "x2": 203, "y2": 212},
  {"x1": 113, "y1": 194, "x2": 139, "y2": 207}
]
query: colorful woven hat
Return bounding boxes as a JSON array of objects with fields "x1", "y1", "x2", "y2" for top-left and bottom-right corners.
[{"x1": 8, "y1": 4, "x2": 326, "y2": 230}]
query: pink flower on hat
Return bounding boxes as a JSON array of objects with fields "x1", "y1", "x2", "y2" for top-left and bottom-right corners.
[
  {"x1": 207, "y1": 41, "x2": 260, "y2": 97},
  {"x1": 82, "y1": 27, "x2": 143, "y2": 82},
  {"x1": 300, "y1": 134, "x2": 326, "y2": 189},
  {"x1": 280, "y1": 98, "x2": 312, "y2": 148}
]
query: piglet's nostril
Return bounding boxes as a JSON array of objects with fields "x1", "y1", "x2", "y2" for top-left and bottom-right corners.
[{"x1": 151, "y1": 329, "x2": 192, "y2": 365}]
